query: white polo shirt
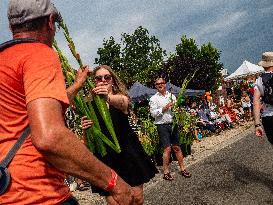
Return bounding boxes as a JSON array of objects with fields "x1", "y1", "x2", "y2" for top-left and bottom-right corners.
[{"x1": 149, "y1": 91, "x2": 176, "y2": 125}]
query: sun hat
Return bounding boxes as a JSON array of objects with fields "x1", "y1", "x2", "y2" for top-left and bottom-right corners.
[
  {"x1": 258, "y1": 52, "x2": 273, "y2": 68},
  {"x1": 8, "y1": 0, "x2": 61, "y2": 26}
]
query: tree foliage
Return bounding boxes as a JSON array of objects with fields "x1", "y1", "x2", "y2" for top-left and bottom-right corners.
[
  {"x1": 162, "y1": 35, "x2": 223, "y2": 92},
  {"x1": 95, "y1": 36, "x2": 122, "y2": 72},
  {"x1": 95, "y1": 26, "x2": 166, "y2": 86},
  {"x1": 95, "y1": 30, "x2": 223, "y2": 92}
]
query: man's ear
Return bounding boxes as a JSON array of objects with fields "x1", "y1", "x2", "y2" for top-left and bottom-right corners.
[{"x1": 48, "y1": 14, "x2": 55, "y2": 31}]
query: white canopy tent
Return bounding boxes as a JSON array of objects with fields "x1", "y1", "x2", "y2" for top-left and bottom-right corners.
[{"x1": 225, "y1": 60, "x2": 264, "y2": 81}]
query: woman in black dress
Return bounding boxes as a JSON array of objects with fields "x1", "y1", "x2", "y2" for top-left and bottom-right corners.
[{"x1": 81, "y1": 65, "x2": 158, "y2": 205}]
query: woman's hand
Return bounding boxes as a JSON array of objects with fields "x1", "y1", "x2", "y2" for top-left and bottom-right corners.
[
  {"x1": 81, "y1": 116, "x2": 93, "y2": 130},
  {"x1": 92, "y1": 83, "x2": 110, "y2": 99}
]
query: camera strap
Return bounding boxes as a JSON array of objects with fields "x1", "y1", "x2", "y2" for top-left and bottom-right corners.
[
  {"x1": 0, "y1": 126, "x2": 30, "y2": 168},
  {"x1": 0, "y1": 38, "x2": 38, "y2": 51}
]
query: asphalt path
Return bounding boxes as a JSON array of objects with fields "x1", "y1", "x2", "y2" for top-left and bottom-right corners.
[{"x1": 144, "y1": 133, "x2": 273, "y2": 205}]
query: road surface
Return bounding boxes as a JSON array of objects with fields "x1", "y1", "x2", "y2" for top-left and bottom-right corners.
[{"x1": 144, "y1": 133, "x2": 273, "y2": 205}]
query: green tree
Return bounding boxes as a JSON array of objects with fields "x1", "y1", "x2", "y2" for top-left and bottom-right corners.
[
  {"x1": 95, "y1": 36, "x2": 122, "y2": 72},
  {"x1": 95, "y1": 26, "x2": 166, "y2": 86},
  {"x1": 162, "y1": 35, "x2": 223, "y2": 92}
]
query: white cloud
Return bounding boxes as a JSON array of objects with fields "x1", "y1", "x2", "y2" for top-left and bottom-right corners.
[
  {"x1": 1, "y1": 0, "x2": 272, "y2": 72},
  {"x1": 193, "y1": 11, "x2": 248, "y2": 40}
]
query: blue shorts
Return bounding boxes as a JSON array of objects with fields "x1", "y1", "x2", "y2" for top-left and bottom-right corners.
[{"x1": 156, "y1": 124, "x2": 181, "y2": 148}]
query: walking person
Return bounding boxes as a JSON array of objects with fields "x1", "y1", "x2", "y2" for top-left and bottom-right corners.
[
  {"x1": 0, "y1": 1, "x2": 133, "y2": 204},
  {"x1": 149, "y1": 78, "x2": 191, "y2": 180},
  {"x1": 253, "y1": 52, "x2": 273, "y2": 144},
  {"x1": 78, "y1": 65, "x2": 158, "y2": 205}
]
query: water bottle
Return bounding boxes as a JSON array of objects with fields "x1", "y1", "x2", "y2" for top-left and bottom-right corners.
[{"x1": 197, "y1": 132, "x2": 203, "y2": 140}]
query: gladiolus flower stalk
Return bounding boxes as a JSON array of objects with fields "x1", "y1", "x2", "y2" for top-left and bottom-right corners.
[{"x1": 53, "y1": 37, "x2": 121, "y2": 156}]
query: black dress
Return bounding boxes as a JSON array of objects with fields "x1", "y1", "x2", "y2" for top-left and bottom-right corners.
[{"x1": 92, "y1": 103, "x2": 158, "y2": 195}]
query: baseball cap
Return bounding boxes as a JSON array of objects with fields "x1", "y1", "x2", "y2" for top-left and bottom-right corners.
[{"x1": 8, "y1": 0, "x2": 62, "y2": 26}]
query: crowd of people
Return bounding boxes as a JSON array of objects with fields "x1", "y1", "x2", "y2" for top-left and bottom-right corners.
[
  {"x1": 132, "y1": 88, "x2": 254, "y2": 145},
  {"x1": 184, "y1": 90, "x2": 253, "y2": 141},
  {"x1": 1, "y1": 0, "x2": 273, "y2": 205}
]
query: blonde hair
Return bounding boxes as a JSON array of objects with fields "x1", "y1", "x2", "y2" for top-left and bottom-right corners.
[{"x1": 92, "y1": 65, "x2": 128, "y2": 96}]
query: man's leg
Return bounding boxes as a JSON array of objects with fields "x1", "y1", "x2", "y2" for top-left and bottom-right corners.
[
  {"x1": 172, "y1": 145, "x2": 185, "y2": 171},
  {"x1": 156, "y1": 124, "x2": 173, "y2": 180},
  {"x1": 170, "y1": 128, "x2": 191, "y2": 178},
  {"x1": 162, "y1": 146, "x2": 172, "y2": 175}
]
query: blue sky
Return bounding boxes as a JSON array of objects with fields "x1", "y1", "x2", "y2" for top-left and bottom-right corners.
[{"x1": 1, "y1": 0, "x2": 272, "y2": 74}]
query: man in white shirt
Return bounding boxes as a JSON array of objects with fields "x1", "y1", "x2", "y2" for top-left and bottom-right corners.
[
  {"x1": 253, "y1": 52, "x2": 273, "y2": 144},
  {"x1": 149, "y1": 78, "x2": 191, "y2": 180}
]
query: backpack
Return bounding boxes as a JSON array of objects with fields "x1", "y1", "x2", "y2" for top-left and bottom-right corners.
[{"x1": 261, "y1": 73, "x2": 273, "y2": 105}]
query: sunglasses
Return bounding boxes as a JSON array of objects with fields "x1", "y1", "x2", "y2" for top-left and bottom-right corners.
[
  {"x1": 155, "y1": 82, "x2": 166, "y2": 86},
  {"x1": 94, "y1": 74, "x2": 112, "y2": 82}
]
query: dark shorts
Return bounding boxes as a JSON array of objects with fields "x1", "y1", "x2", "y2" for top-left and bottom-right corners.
[
  {"x1": 262, "y1": 116, "x2": 273, "y2": 144},
  {"x1": 156, "y1": 124, "x2": 180, "y2": 148}
]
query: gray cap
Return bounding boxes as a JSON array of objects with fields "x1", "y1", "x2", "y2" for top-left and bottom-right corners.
[{"x1": 8, "y1": 0, "x2": 62, "y2": 26}]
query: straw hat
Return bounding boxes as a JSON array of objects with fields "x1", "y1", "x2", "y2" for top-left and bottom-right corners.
[{"x1": 258, "y1": 52, "x2": 273, "y2": 68}]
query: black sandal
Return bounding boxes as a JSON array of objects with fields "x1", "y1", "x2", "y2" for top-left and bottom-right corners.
[
  {"x1": 163, "y1": 173, "x2": 174, "y2": 181},
  {"x1": 180, "y1": 170, "x2": 191, "y2": 178}
]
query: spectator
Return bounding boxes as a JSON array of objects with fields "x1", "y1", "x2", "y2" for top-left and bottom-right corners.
[{"x1": 196, "y1": 107, "x2": 217, "y2": 133}]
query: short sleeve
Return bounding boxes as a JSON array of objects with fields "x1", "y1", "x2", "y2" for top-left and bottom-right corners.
[
  {"x1": 22, "y1": 45, "x2": 69, "y2": 107},
  {"x1": 149, "y1": 96, "x2": 163, "y2": 118},
  {"x1": 254, "y1": 77, "x2": 264, "y2": 96}
]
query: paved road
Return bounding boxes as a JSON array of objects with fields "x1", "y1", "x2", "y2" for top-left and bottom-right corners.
[{"x1": 144, "y1": 133, "x2": 273, "y2": 205}]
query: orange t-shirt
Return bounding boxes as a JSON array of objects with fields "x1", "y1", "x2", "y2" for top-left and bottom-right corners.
[{"x1": 0, "y1": 42, "x2": 71, "y2": 204}]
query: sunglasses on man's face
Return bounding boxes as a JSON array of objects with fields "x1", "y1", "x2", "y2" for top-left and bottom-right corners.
[
  {"x1": 94, "y1": 74, "x2": 112, "y2": 82},
  {"x1": 155, "y1": 82, "x2": 166, "y2": 86}
]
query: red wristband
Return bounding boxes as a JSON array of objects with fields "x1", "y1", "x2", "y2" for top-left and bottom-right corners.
[{"x1": 106, "y1": 169, "x2": 118, "y2": 192}]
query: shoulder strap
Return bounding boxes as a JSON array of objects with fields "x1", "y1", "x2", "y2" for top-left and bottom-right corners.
[
  {"x1": 0, "y1": 39, "x2": 35, "y2": 168},
  {"x1": 0, "y1": 38, "x2": 38, "y2": 52},
  {"x1": 0, "y1": 126, "x2": 30, "y2": 168}
]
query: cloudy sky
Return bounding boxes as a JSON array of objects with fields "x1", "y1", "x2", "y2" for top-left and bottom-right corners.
[{"x1": 1, "y1": 0, "x2": 272, "y2": 74}]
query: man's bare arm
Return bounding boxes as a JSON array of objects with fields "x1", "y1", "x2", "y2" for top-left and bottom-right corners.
[
  {"x1": 27, "y1": 98, "x2": 133, "y2": 204},
  {"x1": 253, "y1": 89, "x2": 261, "y2": 126},
  {"x1": 66, "y1": 66, "x2": 90, "y2": 103}
]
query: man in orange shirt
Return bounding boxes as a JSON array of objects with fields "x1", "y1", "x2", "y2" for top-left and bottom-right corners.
[{"x1": 0, "y1": 0, "x2": 133, "y2": 204}]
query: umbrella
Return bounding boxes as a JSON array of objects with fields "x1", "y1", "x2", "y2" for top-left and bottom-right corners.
[
  {"x1": 166, "y1": 82, "x2": 181, "y2": 95},
  {"x1": 184, "y1": 89, "x2": 205, "y2": 97},
  {"x1": 166, "y1": 82, "x2": 205, "y2": 97}
]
